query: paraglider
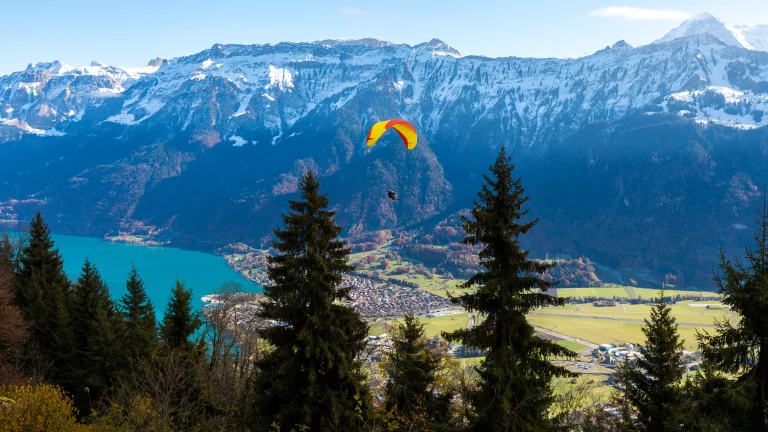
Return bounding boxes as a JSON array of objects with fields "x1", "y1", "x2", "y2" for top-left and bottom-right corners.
[
  {"x1": 365, "y1": 119, "x2": 418, "y2": 150},
  {"x1": 365, "y1": 119, "x2": 417, "y2": 202}
]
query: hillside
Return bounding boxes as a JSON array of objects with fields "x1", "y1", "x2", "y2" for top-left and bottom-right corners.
[{"x1": 1, "y1": 18, "x2": 768, "y2": 287}]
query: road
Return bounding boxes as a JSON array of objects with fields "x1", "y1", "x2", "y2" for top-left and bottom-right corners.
[{"x1": 531, "y1": 312, "x2": 722, "y2": 328}]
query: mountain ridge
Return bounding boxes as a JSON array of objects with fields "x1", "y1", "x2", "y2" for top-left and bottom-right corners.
[
  {"x1": 655, "y1": 12, "x2": 756, "y2": 50},
  {"x1": 1, "y1": 18, "x2": 768, "y2": 288}
]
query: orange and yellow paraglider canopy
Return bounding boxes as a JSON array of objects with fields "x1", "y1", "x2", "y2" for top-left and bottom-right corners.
[{"x1": 365, "y1": 119, "x2": 417, "y2": 150}]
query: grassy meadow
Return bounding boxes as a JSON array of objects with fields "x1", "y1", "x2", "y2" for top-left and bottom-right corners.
[
  {"x1": 353, "y1": 243, "x2": 731, "y2": 351},
  {"x1": 555, "y1": 286, "x2": 722, "y2": 300},
  {"x1": 369, "y1": 312, "x2": 470, "y2": 338}
]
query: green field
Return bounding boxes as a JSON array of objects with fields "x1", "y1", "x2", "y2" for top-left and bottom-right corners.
[
  {"x1": 369, "y1": 301, "x2": 730, "y2": 350},
  {"x1": 555, "y1": 287, "x2": 631, "y2": 298},
  {"x1": 555, "y1": 340, "x2": 590, "y2": 351},
  {"x1": 556, "y1": 286, "x2": 722, "y2": 300},
  {"x1": 354, "y1": 242, "x2": 731, "y2": 352},
  {"x1": 553, "y1": 373, "x2": 613, "y2": 404},
  {"x1": 537, "y1": 301, "x2": 735, "y2": 326},
  {"x1": 369, "y1": 313, "x2": 470, "y2": 338},
  {"x1": 527, "y1": 314, "x2": 711, "y2": 350}
]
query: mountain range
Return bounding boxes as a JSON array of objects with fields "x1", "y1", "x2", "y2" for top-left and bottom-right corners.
[{"x1": 1, "y1": 13, "x2": 768, "y2": 289}]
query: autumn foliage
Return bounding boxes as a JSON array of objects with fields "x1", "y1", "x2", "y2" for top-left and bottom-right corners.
[{"x1": 0, "y1": 382, "x2": 90, "y2": 432}]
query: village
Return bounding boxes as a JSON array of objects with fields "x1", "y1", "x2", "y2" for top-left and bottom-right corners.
[
  {"x1": 217, "y1": 243, "x2": 458, "y2": 318},
  {"x1": 211, "y1": 242, "x2": 708, "y2": 402}
]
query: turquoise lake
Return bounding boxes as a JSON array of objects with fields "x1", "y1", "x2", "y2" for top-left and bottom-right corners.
[{"x1": 30, "y1": 234, "x2": 260, "y2": 316}]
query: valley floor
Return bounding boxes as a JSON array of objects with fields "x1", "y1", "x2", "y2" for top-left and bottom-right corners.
[{"x1": 221, "y1": 240, "x2": 727, "y2": 402}]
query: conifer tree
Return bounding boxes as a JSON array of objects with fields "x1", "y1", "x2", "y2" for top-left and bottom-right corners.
[
  {"x1": 443, "y1": 147, "x2": 576, "y2": 431},
  {"x1": 120, "y1": 265, "x2": 157, "y2": 361},
  {"x1": 159, "y1": 280, "x2": 201, "y2": 354},
  {"x1": 697, "y1": 187, "x2": 768, "y2": 431},
  {"x1": 620, "y1": 291, "x2": 684, "y2": 431},
  {"x1": 251, "y1": 171, "x2": 371, "y2": 431},
  {"x1": 0, "y1": 236, "x2": 28, "y2": 386},
  {"x1": 15, "y1": 212, "x2": 75, "y2": 386},
  {"x1": 679, "y1": 359, "x2": 752, "y2": 431},
  {"x1": 379, "y1": 313, "x2": 453, "y2": 431},
  {"x1": 69, "y1": 259, "x2": 125, "y2": 416},
  {"x1": 0, "y1": 232, "x2": 14, "y2": 276}
]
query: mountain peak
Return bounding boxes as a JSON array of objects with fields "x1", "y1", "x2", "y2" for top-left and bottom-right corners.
[
  {"x1": 655, "y1": 12, "x2": 755, "y2": 50},
  {"x1": 147, "y1": 57, "x2": 165, "y2": 67},
  {"x1": 25, "y1": 60, "x2": 73, "y2": 75},
  {"x1": 612, "y1": 40, "x2": 633, "y2": 49},
  {"x1": 689, "y1": 12, "x2": 719, "y2": 22},
  {"x1": 416, "y1": 38, "x2": 461, "y2": 57},
  {"x1": 90, "y1": 60, "x2": 106, "y2": 67}
]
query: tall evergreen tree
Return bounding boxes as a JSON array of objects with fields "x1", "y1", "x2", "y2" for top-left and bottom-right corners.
[
  {"x1": 697, "y1": 187, "x2": 768, "y2": 431},
  {"x1": 0, "y1": 235, "x2": 28, "y2": 386},
  {"x1": 620, "y1": 291, "x2": 685, "y2": 431},
  {"x1": 153, "y1": 281, "x2": 210, "y2": 429},
  {"x1": 679, "y1": 359, "x2": 752, "y2": 431},
  {"x1": 15, "y1": 212, "x2": 75, "y2": 386},
  {"x1": 442, "y1": 147, "x2": 576, "y2": 432},
  {"x1": 380, "y1": 313, "x2": 453, "y2": 431},
  {"x1": 159, "y1": 280, "x2": 201, "y2": 354},
  {"x1": 69, "y1": 259, "x2": 126, "y2": 416},
  {"x1": 0, "y1": 232, "x2": 14, "y2": 276},
  {"x1": 251, "y1": 171, "x2": 371, "y2": 432},
  {"x1": 120, "y1": 265, "x2": 157, "y2": 361}
]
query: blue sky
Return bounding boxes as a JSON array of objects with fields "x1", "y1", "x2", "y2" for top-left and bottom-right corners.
[{"x1": 1, "y1": 0, "x2": 767, "y2": 75}]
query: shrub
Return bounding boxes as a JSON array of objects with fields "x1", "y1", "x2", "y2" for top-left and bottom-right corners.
[
  {"x1": 0, "y1": 382, "x2": 90, "y2": 431},
  {"x1": 90, "y1": 394, "x2": 170, "y2": 432}
]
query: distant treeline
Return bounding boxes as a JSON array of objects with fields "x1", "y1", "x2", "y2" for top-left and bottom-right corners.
[
  {"x1": 565, "y1": 293, "x2": 723, "y2": 305},
  {"x1": 350, "y1": 270, "x2": 420, "y2": 289}
]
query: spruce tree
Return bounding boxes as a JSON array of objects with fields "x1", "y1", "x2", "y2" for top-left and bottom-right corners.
[
  {"x1": 679, "y1": 359, "x2": 752, "y2": 431},
  {"x1": 159, "y1": 280, "x2": 201, "y2": 354},
  {"x1": 120, "y1": 265, "x2": 157, "y2": 361},
  {"x1": 15, "y1": 212, "x2": 75, "y2": 386},
  {"x1": 154, "y1": 280, "x2": 209, "y2": 429},
  {"x1": 620, "y1": 291, "x2": 684, "y2": 431},
  {"x1": 0, "y1": 232, "x2": 14, "y2": 276},
  {"x1": 251, "y1": 171, "x2": 371, "y2": 431},
  {"x1": 442, "y1": 147, "x2": 576, "y2": 431},
  {"x1": 0, "y1": 234, "x2": 27, "y2": 386},
  {"x1": 380, "y1": 312, "x2": 453, "y2": 431},
  {"x1": 69, "y1": 259, "x2": 125, "y2": 416},
  {"x1": 697, "y1": 187, "x2": 768, "y2": 431}
]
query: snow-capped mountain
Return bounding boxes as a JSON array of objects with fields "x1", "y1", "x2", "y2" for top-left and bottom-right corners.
[
  {"x1": 3, "y1": 31, "x2": 768, "y2": 148},
  {"x1": 1, "y1": 26, "x2": 767, "y2": 288},
  {"x1": 0, "y1": 59, "x2": 161, "y2": 137},
  {"x1": 735, "y1": 24, "x2": 768, "y2": 51},
  {"x1": 654, "y1": 12, "x2": 768, "y2": 53},
  {"x1": 655, "y1": 13, "x2": 755, "y2": 50}
]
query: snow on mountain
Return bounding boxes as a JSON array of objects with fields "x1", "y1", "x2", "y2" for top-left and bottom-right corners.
[
  {"x1": 736, "y1": 24, "x2": 768, "y2": 51},
  {"x1": 4, "y1": 31, "x2": 768, "y2": 145},
  {"x1": 0, "y1": 59, "x2": 160, "y2": 135},
  {"x1": 662, "y1": 86, "x2": 768, "y2": 129},
  {"x1": 656, "y1": 13, "x2": 755, "y2": 50},
  {"x1": 101, "y1": 34, "x2": 763, "y2": 148}
]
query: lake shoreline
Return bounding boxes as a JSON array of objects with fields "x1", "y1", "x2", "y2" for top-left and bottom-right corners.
[{"x1": 6, "y1": 230, "x2": 261, "y2": 316}]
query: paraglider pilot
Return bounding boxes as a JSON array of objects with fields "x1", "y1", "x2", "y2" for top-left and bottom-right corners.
[{"x1": 365, "y1": 119, "x2": 415, "y2": 203}]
